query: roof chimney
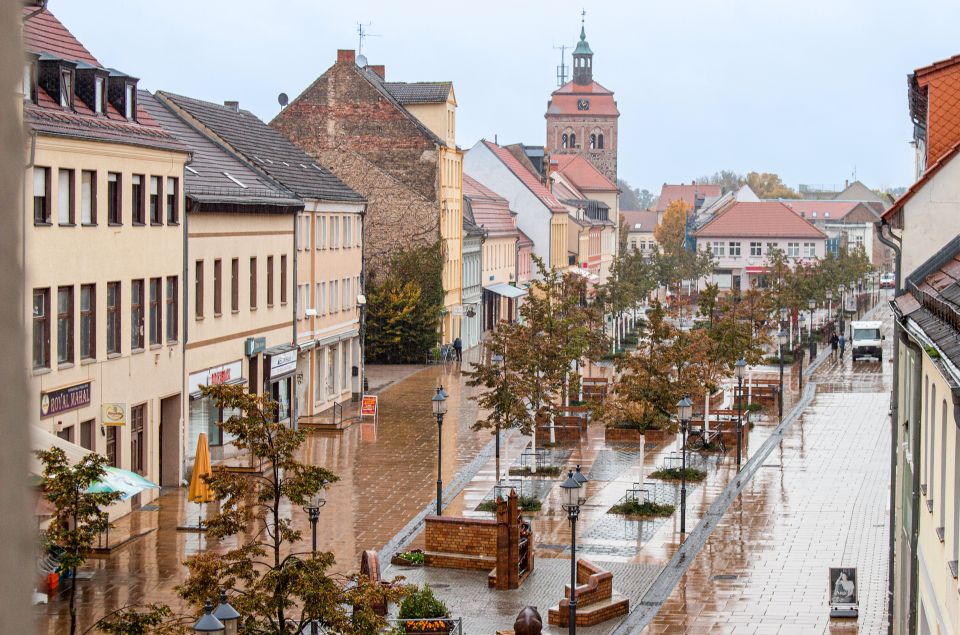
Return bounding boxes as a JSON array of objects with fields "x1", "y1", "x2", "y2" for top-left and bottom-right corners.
[
  {"x1": 337, "y1": 49, "x2": 356, "y2": 65},
  {"x1": 368, "y1": 65, "x2": 385, "y2": 80},
  {"x1": 224, "y1": 100, "x2": 239, "y2": 112}
]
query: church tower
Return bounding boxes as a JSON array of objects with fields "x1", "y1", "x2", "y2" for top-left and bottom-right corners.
[{"x1": 545, "y1": 21, "x2": 620, "y2": 183}]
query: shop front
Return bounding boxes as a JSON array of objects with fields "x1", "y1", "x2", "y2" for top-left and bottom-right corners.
[
  {"x1": 264, "y1": 345, "x2": 297, "y2": 425},
  {"x1": 187, "y1": 360, "x2": 244, "y2": 467}
]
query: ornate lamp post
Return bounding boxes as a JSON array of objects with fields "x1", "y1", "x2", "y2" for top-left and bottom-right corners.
[
  {"x1": 432, "y1": 385, "x2": 448, "y2": 516},
  {"x1": 778, "y1": 329, "x2": 787, "y2": 421},
  {"x1": 302, "y1": 491, "x2": 326, "y2": 635},
  {"x1": 676, "y1": 396, "x2": 693, "y2": 534},
  {"x1": 193, "y1": 601, "x2": 225, "y2": 634},
  {"x1": 560, "y1": 469, "x2": 586, "y2": 635},
  {"x1": 826, "y1": 289, "x2": 833, "y2": 330},
  {"x1": 779, "y1": 306, "x2": 789, "y2": 348},
  {"x1": 492, "y1": 353, "x2": 505, "y2": 485},
  {"x1": 797, "y1": 313, "x2": 806, "y2": 393},
  {"x1": 807, "y1": 297, "x2": 817, "y2": 359},
  {"x1": 849, "y1": 281, "x2": 857, "y2": 322},
  {"x1": 734, "y1": 358, "x2": 746, "y2": 469},
  {"x1": 213, "y1": 590, "x2": 240, "y2": 635}
]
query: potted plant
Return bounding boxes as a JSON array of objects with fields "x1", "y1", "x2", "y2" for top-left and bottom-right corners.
[
  {"x1": 398, "y1": 585, "x2": 452, "y2": 634},
  {"x1": 390, "y1": 549, "x2": 426, "y2": 567}
]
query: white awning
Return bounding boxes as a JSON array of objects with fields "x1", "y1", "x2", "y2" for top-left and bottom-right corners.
[
  {"x1": 569, "y1": 267, "x2": 600, "y2": 283},
  {"x1": 30, "y1": 425, "x2": 95, "y2": 474},
  {"x1": 484, "y1": 283, "x2": 527, "y2": 299}
]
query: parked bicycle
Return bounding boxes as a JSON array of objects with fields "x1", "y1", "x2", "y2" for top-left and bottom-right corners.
[{"x1": 685, "y1": 424, "x2": 727, "y2": 452}]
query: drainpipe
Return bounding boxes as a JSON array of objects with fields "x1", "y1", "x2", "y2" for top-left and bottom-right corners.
[
  {"x1": 291, "y1": 210, "x2": 298, "y2": 430},
  {"x1": 359, "y1": 203, "x2": 367, "y2": 397},
  {"x1": 875, "y1": 218, "x2": 902, "y2": 635},
  {"x1": 181, "y1": 195, "x2": 189, "y2": 486}
]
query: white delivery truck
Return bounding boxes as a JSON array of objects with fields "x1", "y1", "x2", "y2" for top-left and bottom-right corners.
[{"x1": 851, "y1": 320, "x2": 884, "y2": 361}]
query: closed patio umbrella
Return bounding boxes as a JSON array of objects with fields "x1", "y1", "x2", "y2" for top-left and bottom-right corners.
[{"x1": 188, "y1": 433, "x2": 215, "y2": 530}]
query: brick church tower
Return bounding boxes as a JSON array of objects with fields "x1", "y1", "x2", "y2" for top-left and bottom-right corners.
[{"x1": 545, "y1": 23, "x2": 620, "y2": 183}]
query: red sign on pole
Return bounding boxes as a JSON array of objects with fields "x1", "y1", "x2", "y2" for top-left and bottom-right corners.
[{"x1": 360, "y1": 395, "x2": 378, "y2": 418}]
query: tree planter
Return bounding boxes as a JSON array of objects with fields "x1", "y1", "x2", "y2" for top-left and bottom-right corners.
[
  {"x1": 639, "y1": 428, "x2": 672, "y2": 445},
  {"x1": 403, "y1": 619, "x2": 455, "y2": 634},
  {"x1": 391, "y1": 549, "x2": 425, "y2": 567},
  {"x1": 604, "y1": 427, "x2": 643, "y2": 443}
]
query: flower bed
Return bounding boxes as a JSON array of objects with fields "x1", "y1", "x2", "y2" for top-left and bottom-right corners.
[
  {"x1": 648, "y1": 467, "x2": 707, "y2": 482},
  {"x1": 608, "y1": 499, "x2": 675, "y2": 518},
  {"x1": 390, "y1": 549, "x2": 425, "y2": 566},
  {"x1": 403, "y1": 619, "x2": 454, "y2": 633},
  {"x1": 476, "y1": 494, "x2": 542, "y2": 513},
  {"x1": 508, "y1": 465, "x2": 563, "y2": 477}
]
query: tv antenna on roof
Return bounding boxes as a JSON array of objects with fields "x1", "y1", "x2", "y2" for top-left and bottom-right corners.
[
  {"x1": 357, "y1": 22, "x2": 380, "y2": 59},
  {"x1": 553, "y1": 42, "x2": 573, "y2": 86}
]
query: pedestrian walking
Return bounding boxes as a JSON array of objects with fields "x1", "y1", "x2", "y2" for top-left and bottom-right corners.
[
  {"x1": 830, "y1": 332, "x2": 839, "y2": 359},
  {"x1": 838, "y1": 333, "x2": 846, "y2": 359},
  {"x1": 453, "y1": 336, "x2": 462, "y2": 362}
]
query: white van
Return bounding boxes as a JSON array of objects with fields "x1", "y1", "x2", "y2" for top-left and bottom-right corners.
[{"x1": 851, "y1": 320, "x2": 884, "y2": 361}]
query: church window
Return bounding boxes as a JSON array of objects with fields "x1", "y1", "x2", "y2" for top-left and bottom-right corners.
[
  {"x1": 589, "y1": 134, "x2": 596, "y2": 150},
  {"x1": 598, "y1": 133, "x2": 604, "y2": 149},
  {"x1": 561, "y1": 133, "x2": 568, "y2": 149},
  {"x1": 570, "y1": 133, "x2": 576, "y2": 148}
]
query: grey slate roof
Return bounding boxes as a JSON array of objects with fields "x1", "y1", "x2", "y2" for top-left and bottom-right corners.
[
  {"x1": 382, "y1": 81, "x2": 452, "y2": 104},
  {"x1": 139, "y1": 91, "x2": 302, "y2": 211},
  {"x1": 157, "y1": 91, "x2": 364, "y2": 203}
]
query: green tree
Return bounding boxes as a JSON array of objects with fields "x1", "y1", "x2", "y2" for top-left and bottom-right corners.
[{"x1": 37, "y1": 448, "x2": 123, "y2": 635}]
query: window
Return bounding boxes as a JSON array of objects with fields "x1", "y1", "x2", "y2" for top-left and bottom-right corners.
[
  {"x1": 59, "y1": 69, "x2": 72, "y2": 109},
  {"x1": 331, "y1": 216, "x2": 340, "y2": 248},
  {"x1": 710, "y1": 242, "x2": 724, "y2": 257},
  {"x1": 213, "y1": 259, "x2": 222, "y2": 315},
  {"x1": 131, "y1": 280, "x2": 144, "y2": 350},
  {"x1": 941, "y1": 400, "x2": 948, "y2": 531},
  {"x1": 343, "y1": 277, "x2": 350, "y2": 311},
  {"x1": 57, "y1": 426, "x2": 74, "y2": 443},
  {"x1": 803, "y1": 242, "x2": 816, "y2": 257},
  {"x1": 150, "y1": 176, "x2": 161, "y2": 224},
  {"x1": 316, "y1": 282, "x2": 323, "y2": 314},
  {"x1": 124, "y1": 83, "x2": 134, "y2": 120},
  {"x1": 561, "y1": 133, "x2": 568, "y2": 149},
  {"x1": 57, "y1": 286, "x2": 73, "y2": 365},
  {"x1": 131, "y1": 404, "x2": 145, "y2": 474},
  {"x1": 344, "y1": 216, "x2": 351, "y2": 247},
  {"x1": 80, "y1": 420, "x2": 94, "y2": 451},
  {"x1": 280, "y1": 255, "x2": 288, "y2": 304},
  {"x1": 249, "y1": 258, "x2": 257, "y2": 309},
  {"x1": 107, "y1": 172, "x2": 121, "y2": 224},
  {"x1": 94, "y1": 76, "x2": 104, "y2": 114},
  {"x1": 305, "y1": 216, "x2": 312, "y2": 250},
  {"x1": 106, "y1": 426, "x2": 118, "y2": 468},
  {"x1": 319, "y1": 216, "x2": 327, "y2": 249},
  {"x1": 297, "y1": 215, "x2": 304, "y2": 250},
  {"x1": 854, "y1": 235, "x2": 864, "y2": 248},
  {"x1": 166, "y1": 177, "x2": 179, "y2": 224},
  {"x1": 34, "y1": 167, "x2": 50, "y2": 224},
  {"x1": 148, "y1": 278, "x2": 161, "y2": 346},
  {"x1": 787, "y1": 242, "x2": 800, "y2": 258},
  {"x1": 194, "y1": 261, "x2": 204, "y2": 319},
  {"x1": 231, "y1": 258, "x2": 239, "y2": 312},
  {"x1": 589, "y1": 134, "x2": 596, "y2": 150},
  {"x1": 766, "y1": 242, "x2": 778, "y2": 253},
  {"x1": 570, "y1": 133, "x2": 576, "y2": 148},
  {"x1": 81, "y1": 170, "x2": 96, "y2": 225},
  {"x1": 32, "y1": 288, "x2": 50, "y2": 369},
  {"x1": 728, "y1": 241, "x2": 741, "y2": 257},
  {"x1": 80, "y1": 284, "x2": 95, "y2": 360},
  {"x1": 166, "y1": 276, "x2": 178, "y2": 342},
  {"x1": 750, "y1": 242, "x2": 762, "y2": 256},
  {"x1": 106, "y1": 282, "x2": 120, "y2": 355},
  {"x1": 266, "y1": 256, "x2": 274, "y2": 306},
  {"x1": 131, "y1": 175, "x2": 145, "y2": 224},
  {"x1": 598, "y1": 133, "x2": 604, "y2": 149},
  {"x1": 57, "y1": 169, "x2": 74, "y2": 225}
]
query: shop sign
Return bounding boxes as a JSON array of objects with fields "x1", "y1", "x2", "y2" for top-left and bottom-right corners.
[
  {"x1": 101, "y1": 403, "x2": 126, "y2": 427},
  {"x1": 269, "y1": 350, "x2": 298, "y2": 378},
  {"x1": 189, "y1": 360, "x2": 243, "y2": 394},
  {"x1": 245, "y1": 336, "x2": 266, "y2": 357},
  {"x1": 40, "y1": 382, "x2": 91, "y2": 418},
  {"x1": 360, "y1": 395, "x2": 379, "y2": 418},
  {"x1": 452, "y1": 305, "x2": 463, "y2": 317}
]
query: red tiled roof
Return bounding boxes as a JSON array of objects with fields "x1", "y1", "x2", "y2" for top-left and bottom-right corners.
[
  {"x1": 693, "y1": 202, "x2": 826, "y2": 239},
  {"x1": 551, "y1": 179, "x2": 581, "y2": 202},
  {"x1": 553, "y1": 154, "x2": 616, "y2": 191},
  {"x1": 915, "y1": 54, "x2": 960, "y2": 80},
  {"x1": 463, "y1": 175, "x2": 519, "y2": 238},
  {"x1": 621, "y1": 210, "x2": 659, "y2": 233},
  {"x1": 518, "y1": 229, "x2": 534, "y2": 248},
  {"x1": 778, "y1": 200, "x2": 859, "y2": 221},
  {"x1": 547, "y1": 80, "x2": 619, "y2": 117},
  {"x1": 22, "y1": 7, "x2": 99, "y2": 65},
  {"x1": 656, "y1": 183, "x2": 722, "y2": 212},
  {"x1": 882, "y1": 138, "x2": 960, "y2": 222},
  {"x1": 483, "y1": 140, "x2": 567, "y2": 213}
]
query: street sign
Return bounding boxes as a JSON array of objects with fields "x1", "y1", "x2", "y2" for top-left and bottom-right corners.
[{"x1": 360, "y1": 395, "x2": 378, "y2": 419}]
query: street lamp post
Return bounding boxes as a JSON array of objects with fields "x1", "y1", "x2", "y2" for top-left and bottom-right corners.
[
  {"x1": 676, "y1": 396, "x2": 693, "y2": 534},
  {"x1": 302, "y1": 492, "x2": 326, "y2": 635},
  {"x1": 561, "y1": 469, "x2": 587, "y2": 635},
  {"x1": 492, "y1": 353, "x2": 504, "y2": 485},
  {"x1": 849, "y1": 281, "x2": 857, "y2": 323},
  {"x1": 826, "y1": 289, "x2": 833, "y2": 331},
  {"x1": 779, "y1": 307, "x2": 789, "y2": 348},
  {"x1": 778, "y1": 330, "x2": 787, "y2": 421},
  {"x1": 213, "y1": 590, "x2": 240, "y2": 635},
  {"x1": 432, "y1": 385, "x2": 448, "y2": 516},
  {"x1": 193, "y1": 600, "x2": 225, "y2": 634},
  {"x1": 734, "y1": 358, "x2": 746, "y2": 469},
  {"x1": 797, "y1": 316, "x2": 805, "y2": 394},
  {"x1": 807, "y1": 297, "x2": 817, "y2": 360}
]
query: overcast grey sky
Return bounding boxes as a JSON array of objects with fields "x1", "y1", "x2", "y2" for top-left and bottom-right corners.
[{"x1": 51, "y1": 0, "x2": 960, "y2": 193}]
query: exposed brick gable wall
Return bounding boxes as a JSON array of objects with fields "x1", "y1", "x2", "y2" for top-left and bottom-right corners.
[{"x1": 271, "y1": 61, "x2": 440, "y2": 202}]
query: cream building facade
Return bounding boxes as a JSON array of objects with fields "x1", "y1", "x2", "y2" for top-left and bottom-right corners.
[{"x1": 22, "y1": 7, "x2": 189, "y2": 506}]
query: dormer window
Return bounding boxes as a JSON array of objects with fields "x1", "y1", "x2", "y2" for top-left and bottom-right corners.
[
  {"x1": 824, "y1": 212, "x2": 830, "y2": 218},
  {"x1": 94, "y1": 77, "x2": 104, "y2": 114},
  {"x1": 125, "y1": 83, "x2": 134, "y2": 119},
  {"x1": 59, "y1": 69, "x2": 73, "y2": 109}
]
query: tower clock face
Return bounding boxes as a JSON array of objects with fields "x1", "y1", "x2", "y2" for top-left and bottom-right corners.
[{"x1": 577, "y1": 98, "x2": 590, "y2": 111}]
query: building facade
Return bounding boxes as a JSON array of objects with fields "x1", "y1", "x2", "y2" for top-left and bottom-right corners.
[
  {"x1": 140, "y1": 92, "x2": 302, "y2": 478},
  {"x1": 461, "y1": 200, "x2": 484, "y2": 349},
  {"x1": 621, "y1": 210, "x2": 659, "y2": 255},
  {"x1": 544, "y1": 25, "x2": 619, "y2": 184},
  {"x1": 22, "y1": 6, "x2": 189, "y2": 506},
  {"x1": 156, "y1": 92, "x2": 366, "y2": 427},
  {"x1": 269, "y1": 50, "x2": 463, "y2": 344}
]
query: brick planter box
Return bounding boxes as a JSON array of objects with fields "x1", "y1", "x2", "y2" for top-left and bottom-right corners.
[
  {"x1": 604, "y1": 427, "x2": 643, "y2": 443},
  {"x1": 639, "y1": 428, "x2": 674, "y2": 445}
]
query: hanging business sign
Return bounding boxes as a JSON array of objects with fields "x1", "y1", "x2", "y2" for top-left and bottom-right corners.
[
  {"x1": 40, "y1": 381, "x2": 91, "y2": 418},
  {"x1": 101, "y1": 403, "x2": 127, "y2": 427},
  {"x1": 189, "y1": 360, "x2": 243, "y2": 395}
]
